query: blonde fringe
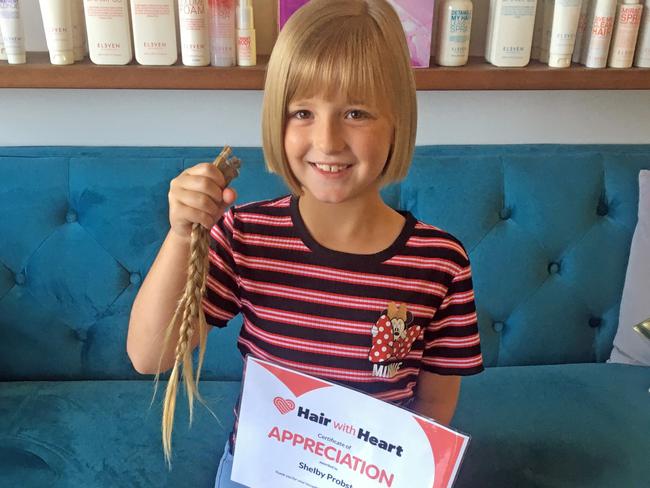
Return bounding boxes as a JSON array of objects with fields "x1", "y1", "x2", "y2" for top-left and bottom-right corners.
[{"x1": 153, "y1": 146, "x2": 233, "y2": 469}]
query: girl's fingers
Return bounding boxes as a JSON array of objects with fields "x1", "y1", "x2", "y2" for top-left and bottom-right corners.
[
  {"x1": 174, "y1": 187, "x2": 222, "y2": 217},
  {"x1": 176, "y1": 174, "x2": 224, "y2": 201},
  {"x1": 184, "y1": 163, "x2": 227, "y2": 188},
  {"x1": 173, "y1": 201, "x2": 219, "y2": 230},
  {"x1": 171, "y1": 173, "x2": 224, "y2": 207}
]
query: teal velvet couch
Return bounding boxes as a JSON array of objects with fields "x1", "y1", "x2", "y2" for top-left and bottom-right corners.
[{"x1": 1, "y1": 145, "x2": 648, "y2": 488}]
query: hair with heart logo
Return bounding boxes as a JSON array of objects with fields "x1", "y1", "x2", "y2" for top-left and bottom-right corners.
[{"x1": 273, "y1": 396, "x2": 296, "y2": 415}]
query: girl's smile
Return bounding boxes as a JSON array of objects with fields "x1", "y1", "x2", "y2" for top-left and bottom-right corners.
[{"x1": 308, "y1": 161, "x2": 353, "y2": 177}]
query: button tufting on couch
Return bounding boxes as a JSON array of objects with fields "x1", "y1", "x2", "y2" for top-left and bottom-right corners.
[{"x1": 1, "y1": 145, "x2": 648, "y2": 487}]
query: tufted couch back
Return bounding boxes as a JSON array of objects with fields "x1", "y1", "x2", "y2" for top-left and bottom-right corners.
[{"x1": 1, "y1": 145, "x2": 648, "y2": 381}]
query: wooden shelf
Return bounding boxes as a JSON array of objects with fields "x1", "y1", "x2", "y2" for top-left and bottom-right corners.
[
  {"x1": 1, "y1": 52, "x2": 649, "y2": 90},
  {"x1": 420, "y1": 56, "x2": 650, "y2": 90}
]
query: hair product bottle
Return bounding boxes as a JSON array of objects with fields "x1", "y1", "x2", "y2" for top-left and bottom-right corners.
[
  {"x1": 539, "y1": 0, "x2": 555, "y2": 62},
  {"x1": 39, "y1": 0, "x2": 74, "y2": 65},
  {"x1": 236, "y1": 0, "x2": 256, "y2": 66},
  {"x1": 572, "y1": 0, "x2": 591, "y2": 62},
  {"x1": 209, "y1": 0, "x2": 236, "y2": 66},
  {"x1": 0, "y1": 0, "x2": 26, "y2": 64},
  {"x1": 178, "y1": 0, "x2": 210, "y2": 66},
  {"x1": 633, "y1": 0, "x2": 650, "y2": 65},
  {"x1": 486, "y1": 0, "x2": 538, "y2": 67},
  {"x1": 435, "y1": 0, "x2": 473, "y2": 66},
  {"x1": 548, "y1": 0, "x2": 584, "y2": 68},
  {"x1": 83, "y1": 0, "x2": 133, "y2": 65},
  {"x1": 608, "y1": 0, "x2": 643, "y2": 67},
  {"x1": 131, "y1": 0, "x2": 178, "y2": 65},
  {"x1": 580, "y1": 0, "x2": 617, "y2": 67}
]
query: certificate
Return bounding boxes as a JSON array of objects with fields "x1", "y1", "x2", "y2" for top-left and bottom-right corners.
[{"x1": 230, "y1": 356, "x2": 470, "y2": 488}]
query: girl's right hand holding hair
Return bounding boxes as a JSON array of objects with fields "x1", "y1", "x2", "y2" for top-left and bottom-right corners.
[
  {"x1": 168, "y1": 162, "x2": 238, "y2": 240},
  {"x1": 126, "y1": 161, "x2": 237, "y2": 374}
]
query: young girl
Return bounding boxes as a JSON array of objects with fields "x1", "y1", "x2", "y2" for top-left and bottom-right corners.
[{"x1": 127, "y1": 0, "x2": 483, "y2": 486}]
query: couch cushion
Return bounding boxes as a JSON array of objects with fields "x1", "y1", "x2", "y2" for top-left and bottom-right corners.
[
  {"x1": 0, "y1": 380, "x2": 240, "y2": 487},
  {"x1": 451, "y1": 363, "x2": 649, "y2": 488},
  {"x1": 1, "y1": 363, "x2": 647, "y2": 487},
  {"x1": 2, "y1": 145, "x2": 650, "y2": 380},
  {"x1": 402, "y1": 146, "x2": 650, "y2": 366}
]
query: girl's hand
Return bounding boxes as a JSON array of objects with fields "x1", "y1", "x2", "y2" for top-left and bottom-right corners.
[{"x1": 168, "y1": 162, "x2": 238, "y2": 240}]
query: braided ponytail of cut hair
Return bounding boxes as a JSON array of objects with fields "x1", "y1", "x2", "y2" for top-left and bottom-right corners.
[{"x1": 154, "y1": 146, "x2": 240, "y2": 468}]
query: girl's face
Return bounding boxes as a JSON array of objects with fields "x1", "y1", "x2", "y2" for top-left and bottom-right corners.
[{"x1": 284, "y1": 92, "x2": 394, "y2": 204}]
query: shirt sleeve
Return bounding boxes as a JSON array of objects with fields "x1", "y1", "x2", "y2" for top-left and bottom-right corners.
[
  {"x1": 202, "y1": 208, "x2": 241, "y2": 328},
  {"x1": 421, "y1": 248, "x2": 484, "y2": 376}
]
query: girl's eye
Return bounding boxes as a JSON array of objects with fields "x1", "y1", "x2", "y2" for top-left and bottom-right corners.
[
  {"x1": 346, "y1": 110, "x2": 369, "y2": 120},
  {"x1": 290, "y1": 110, "x2": 311, "y2": 120}
]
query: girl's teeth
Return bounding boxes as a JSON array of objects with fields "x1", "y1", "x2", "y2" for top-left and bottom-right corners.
[{"x1": 315, "y1": 164, "x2": 347, "y2": 173}]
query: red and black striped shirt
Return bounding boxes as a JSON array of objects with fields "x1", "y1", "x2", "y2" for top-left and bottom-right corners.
[{"x1": 203, "y1": 195, "x2": 483, "y2": 404}]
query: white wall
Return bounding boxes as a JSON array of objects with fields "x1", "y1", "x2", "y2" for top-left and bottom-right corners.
[
  {"x1": 1, "y1": 89, "x2": 650, "y2": 146},
  {"x1": 3, "y1": 0, "x2": 649, "y2": 147}
]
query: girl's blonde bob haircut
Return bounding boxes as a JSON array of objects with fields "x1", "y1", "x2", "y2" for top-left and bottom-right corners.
[{"x1": 262, "y1": 0, "x2": 417, "y2": 195}]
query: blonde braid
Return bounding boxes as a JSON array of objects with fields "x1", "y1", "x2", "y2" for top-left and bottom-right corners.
[{"x1": 154, "y1": 146, "x2": 240, "y2": 468}]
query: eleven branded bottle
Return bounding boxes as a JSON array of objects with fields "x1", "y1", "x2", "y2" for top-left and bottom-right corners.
[
  {"x1": 486, "y1": 0, "x2": 538, "y2": 67},
  {"x1": 130, "y1": 0, "x2": 178, "y2": 65},
  {"x1": 83, "y1": 0, "x2": 132, "y2": 65},
  {"x1": 178, "y1": 0, "x2": 210, "y2": 66},
  {"x1": 39, "y1": 0, "x2": 74, "y2": 65},
  {"x1": 38, "y1": 0, "x2": 86, "y2": 65},
  {"x1": 608, "y1": 0, "x2": 643, "y2": 67},
  {"x1": 0, "y1": 0, "x2": 26, "y2": 64},
  {"x1": 435, "y1": 0, "x2": 473, "y2": 66},
  {"x1": 580, "y1": 0, "x2": 618, "y2": 68},
  {"x1": 634, "y1": 0, "x2": 650, "y2": 66},
  {"x1": 209, "y1": 0, "x2": 236, "y2": 66},
  {"x1": 548, "y1": 0, "x2": 584, "y2": 68}
]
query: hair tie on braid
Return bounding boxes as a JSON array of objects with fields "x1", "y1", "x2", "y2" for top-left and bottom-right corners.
[{"x1": 154, "y1": 146, "x2": 241, "y2": 468}]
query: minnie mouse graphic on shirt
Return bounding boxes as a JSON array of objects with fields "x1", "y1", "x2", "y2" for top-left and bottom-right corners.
[{"x1": 369, "y1": 302, "x2": 422, "y2": 378}]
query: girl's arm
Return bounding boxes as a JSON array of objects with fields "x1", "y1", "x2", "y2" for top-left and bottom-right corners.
[
  {"x1": 411, "y1": 372, "x2": 461, "y2": 426},
  {"x1": 127, "y1": 162, "x2": 236, "y2": 375},
  {"x1": 127, "y1": 229, "x2": 198, "y2": 374}
]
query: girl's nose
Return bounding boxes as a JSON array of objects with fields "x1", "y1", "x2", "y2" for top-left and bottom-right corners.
[{"x1": 314, "y1": 118, "x2": 346, "y2": 154}]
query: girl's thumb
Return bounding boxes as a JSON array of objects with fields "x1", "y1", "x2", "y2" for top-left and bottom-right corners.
[{"x1": 222, "y1": 187, "x2": 238, "y2": 205}]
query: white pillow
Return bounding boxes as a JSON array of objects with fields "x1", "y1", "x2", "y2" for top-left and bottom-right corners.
[{"x1": 609, "y1": 170, "x2": 650, "y2": 365}]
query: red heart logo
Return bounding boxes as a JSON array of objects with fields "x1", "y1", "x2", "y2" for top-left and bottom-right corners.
[{"x1": 273, "y1": 397, "x2": 296, "y2": 415}]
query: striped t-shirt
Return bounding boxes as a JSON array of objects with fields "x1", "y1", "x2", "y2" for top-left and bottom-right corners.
[{"x1": 203, "y1": 195, "x2": 483, "y2": 405}]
